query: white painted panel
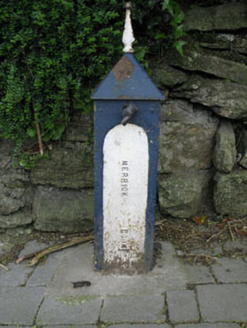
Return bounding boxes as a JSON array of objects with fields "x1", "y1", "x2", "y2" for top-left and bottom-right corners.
[{"x1": 103, "y1": 124, "x2": 149, "y2": 269}]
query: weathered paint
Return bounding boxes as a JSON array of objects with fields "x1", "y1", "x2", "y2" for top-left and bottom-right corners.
[
  {"x1": 122, "y1": 2, "x2": 135, "y2": 53},
  {"x1": 92, "y1": 52, "x2": 164, "y2": 274},
  {"x1": 92, "y1": 54, "x2": 165, "y2": 101},
  {"x1": 93, "y1": 100, "x2": 161, "y2": 273},
  {"x1": 103, "y1": 124, "x2": 148, "y2": 270}
]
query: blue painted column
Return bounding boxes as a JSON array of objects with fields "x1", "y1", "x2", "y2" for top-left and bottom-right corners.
[{"x1": 92, "y1": 54, "x2": 164, "y2": 274}]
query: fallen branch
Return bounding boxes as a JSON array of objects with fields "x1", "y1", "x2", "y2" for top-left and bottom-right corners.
[
  {"x1": 0, "y1": 263, "x2": 9, "y2": 271},
  {"x1": 206, "y1": 225, "x2": 227, "y2": 243},
  {"x1": 16, "y1": 235, "x2": 94, "y2": 266},
  {"x1": 227, "y1": 221, "x2": 235, "y2": 242},
  {"x1": 155, "y1": 219, "x2": 166, "y2": 226},
  {"x1": 36, "y1": 121, "x2": 44, "y2": 156}
]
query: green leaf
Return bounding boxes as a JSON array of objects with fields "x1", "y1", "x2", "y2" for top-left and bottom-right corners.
[
  {"x1": 173, "y1": 40, "x2": 187, "y2": 56},
  {"x1": 27, "y1": 127, "x2": 37, "y2": 138}
]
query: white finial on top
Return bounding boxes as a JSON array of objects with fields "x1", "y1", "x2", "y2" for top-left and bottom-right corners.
[{"x1": 122, "y1": 2, "x2": 135, "y2": 53}]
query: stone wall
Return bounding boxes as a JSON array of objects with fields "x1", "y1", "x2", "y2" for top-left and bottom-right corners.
[
  {"x1": 153, "y1": 1, "x2": 247, "y2": 219},
  {"x1": 0, "y1": 1, "x2": 247, "y2": 233}
]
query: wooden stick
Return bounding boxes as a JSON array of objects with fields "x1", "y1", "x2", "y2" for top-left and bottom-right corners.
[
  {"x1": 16, "y1": 235, "x2": 94, "y2": 266},
  {"x1": 206, "y1": 225, "x2": 227, "y2": 243},
  {"x1": 36, "y1": 122, "x2": 44, "y2": 156},
  {"x1": 155, "y1": 219, "x2": 166, "y2": 226},
  {"x1": 0, "y1": 263, "x2": 9, "y2": 271},
  {"x1": 228, "y1": 221, "x2": 235, "y2": 241},
  {"x1": 32, "y1": 99, "x2": 43, "y2": 156}
]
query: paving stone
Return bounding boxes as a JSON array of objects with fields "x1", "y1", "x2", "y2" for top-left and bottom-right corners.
[
  {"x1": 0, "y1": 262, "x2": 33, "y2": 286},
  {"x1": 197, "y1": 284, "x2": 247, "y2": 322},
  {"x1": 18, "y1": 240, "x2": 50, "y2": 258},
  {"x1": 175, "y1": 324, "x2": 241, "y2": 328},
  {"x1": 43, "y1": 326, "x2": 98, "y2": 328},
  {"x1": 0, "y1": 287, "x2": 45, "y2": 325},
  {"x1": 26, "y1": 253, "x2": 61, "y2": 286},
  {"x1": 100, "y1": 295, "x2": 166, "y2": 323},
  {"x1": 223, "y1": 239, "x2": 247, "y2": 253},
  {"x1": 167, "y1": 290, "x2": 199, "y2": 324},
  {"x1": 47, "y1": 242, "x2": 188, "y2": 298},
  {"x1": 0, "y1": 327, "x2": 30, "y2": 328},
  {"x1": 36, "y1": 296, "x2": 103, "y2": 325},
  {"x1": 212, "y1": 258, "x2": 247, "y2": 283},
  {"x1": 109, "y1": 325, "x2": 171, "y2": 328},
  {"x1": 184, "y1": 264, "x2": 215, "y2": 285}
]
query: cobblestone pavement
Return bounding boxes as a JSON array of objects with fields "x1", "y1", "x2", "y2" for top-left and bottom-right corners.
[{"x1": 0, "y1": 240, "x2": 246, "y2": 328}]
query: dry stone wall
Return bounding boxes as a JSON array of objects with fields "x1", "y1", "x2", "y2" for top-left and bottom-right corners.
[
  {"x1": 153, "y1": 1, "x2": 247, "y2": 220},
  {"x1": 0, "y1": 1, "x2": 247, "y2": 233}
]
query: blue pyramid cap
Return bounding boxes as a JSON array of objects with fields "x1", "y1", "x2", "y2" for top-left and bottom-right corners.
[{"x1": 92, "y1": 54, "x2": 165, "y2": 101}]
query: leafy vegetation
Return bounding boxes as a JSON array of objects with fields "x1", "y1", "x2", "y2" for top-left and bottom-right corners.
[{"x1": 0, "y1": 0, "x2": 186, "y2": 163}]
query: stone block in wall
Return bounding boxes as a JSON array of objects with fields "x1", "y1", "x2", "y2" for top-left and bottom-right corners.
[
  {"x1": 1, "y1": 168, "x2": 30, "y2": 188},
  {"x1": 214, "y1": 170, "x2": 247, "y2": 217},
  {"x1": 63, "y1": 113, "x2": 93, "y2": 142},
  {"x1": 0, "y1": 183, "x2": 31, "y2": 215},
  {"x1": 238, "y1": 130, "x2": 247, "y2": 169},
  {"x1": 197, "y1": 33, "x2": 234, "y2": 51},
  {"x1": 151, "y1": 65, "x2": 188, "y2": 88},
  {"x1": 172, "y1": 76, "x2": 247, "y2": 120},
  {"x1": 0, "y1": 167, "x2": 33, "y2": 229},
  {"x1": 183, "y1": 3, "x2": 247, "y2": 32},
  {"x1": 240, "y1": 154, "x2": 247, "y2": 169},
  {"x1": 30, "y1": 141, "x2": 94, "y2": 189},
  {"x1": 234, "y1": 35, "x2": 247, "y2": 55},
  {"x1": 213, "y1": 120, "x2": 236, "y2": 173},
  {"x1": 158, "y1": 171, "x2": 213, "y2": 219},
  {"x1": 167, "y1": 50, "x2": 247, "y2": 85},
  {"x1": 33, "y1": 186, "x2": 94, "y2": 232},
  {"x1": 158, "y1": 100, "x2": 218, "y2": 173},
  {"x1": 0, "y1": 210, "x2": 33, "y2": 229},
  {"x1": 0, "y1": 138, "x2": 14, "y2": 170}
]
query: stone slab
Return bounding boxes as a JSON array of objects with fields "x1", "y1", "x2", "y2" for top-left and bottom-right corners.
[
  {"x1": 101, "y1": 295, "x2": 166, "y2": 323},
  {"x1": 167, "y1": 50, "x2": 247, "y2": 85},
  {"x1": 212, "y1": 258, "x2": 247, "y2": 283},
  {"x1": 30, "y1": 143, "x2": 94, "y2": 189},
  {"x1": 223, "y1": 239, "x2": 247, "y2": 253},
  {"x1": 184, "y1": 264, "x2": 215, "y2": 285},
  {"x1": 0, "y1": 262, "x2": 33, "y2": 286},
  {"x1": 172, "y1": 76, "x2": 247, "y2": 120},
  {"x1": 36, "y1": 296, "x2": 103, "y2": 325},
  {"x1": 109, "y1": 325, "x2": 171, "y2": 328},
  {"x1": 167, "y1": 290, "x2": 199, "y2": 324},
  {"x1": 214, "y1": 171, "x2": 247, "y2": 217},
  {"x1": 183, "y1": 3, "x2": 247, "y2": 32},
  {"x1": 175, "y1": 324, "x2": 241, "y2": 328},
  {"x1": 213, "y1": 120, "x2": 236, "y2": 173},
  {"x1": 18, "y1": 240, "x2": 50, "y2": 258},
  {"x1": 33, "y1": 186, "x2": 94, "y2": 232},
  {"x1": 47, "y1": 242, "x2": 188, "y2": 298},
  {"x1": 44, "y1": 326, "x2": 97, "y2": 328},
  {"x1": 0, "y1": 287, "x2": 45, "y2": 325},
  {"x1": 197, "y1": 284, "x2": 247, "y2": 322},
  {"x1": 159, "y1": 100, "x2": 218, "y2": 174},
  {"x1": 159, "y1": 171, "x2": 212, "y2": 218},
  {"x1": 26, "y1": 253, "x2": 61, "y2": 287}
]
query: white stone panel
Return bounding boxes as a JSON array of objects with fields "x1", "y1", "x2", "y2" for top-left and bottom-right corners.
[{"x1": 103, "y1": 124, "x2": 149, "y2": 269}]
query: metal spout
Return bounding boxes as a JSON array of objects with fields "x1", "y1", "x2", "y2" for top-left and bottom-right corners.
[{"x1": 121, "y1": 103, "x2": 138, "y2": 125}]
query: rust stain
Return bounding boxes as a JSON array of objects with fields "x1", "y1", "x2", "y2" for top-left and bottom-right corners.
[
  {"x1": 118, "y1": 95, "x2": 131, "y2": 99},
  {"x1": 113, "y1": 56, "x2": 134, "y2": 81}
]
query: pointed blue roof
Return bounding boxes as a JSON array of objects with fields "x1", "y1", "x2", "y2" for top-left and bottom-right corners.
[{"x1": 92, "y1": 54, "x2": 164, "y2": 101}]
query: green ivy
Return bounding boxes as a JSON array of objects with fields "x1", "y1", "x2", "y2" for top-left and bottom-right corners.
[{"x1": 0, "y1": 0, "x2": 186, "y2": 163}]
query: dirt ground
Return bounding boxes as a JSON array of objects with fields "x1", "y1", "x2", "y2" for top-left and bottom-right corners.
[
  {"x1": 155, "y1": 216, "x2": 247, "y2": 265},
  {"x1": 0, "y1": 216, "x2": 246, "y2": 267}
]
